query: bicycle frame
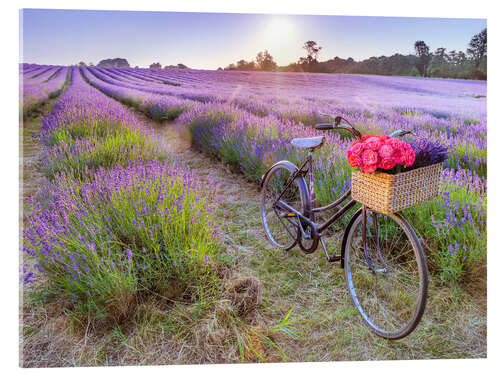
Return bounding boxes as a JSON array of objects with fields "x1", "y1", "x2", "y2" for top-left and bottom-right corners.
[
  {"x1": 272, "y1": 150, "x2": 357, "y2": 260},
  {"x1": 269, "y1": 114, "x2": 395, "y2": 263}
]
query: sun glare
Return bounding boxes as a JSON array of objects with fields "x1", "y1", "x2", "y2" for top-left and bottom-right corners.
[{"x1": 265, "y1": 17, "x2": 295, "y2": 43}]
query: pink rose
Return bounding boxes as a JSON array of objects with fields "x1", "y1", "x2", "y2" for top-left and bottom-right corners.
[
  {"x1": 362, "y1": 149, "x2": 378, "y2": 166},
  {"x1": 386, "y1": 137, "x2": 402, "y2": 150},
  {"x1": 364, "y1": 137, "x2": 382, "y2": 151},
  {"x1": 361, "y1": 135, "x2": 374, "y2": 142},
  {"x1": 379, "y1": 157, "x2": 396, "y2": 169},
  {"x1": 361, "y1": 163, "x2": 377, "y2": 173},
  {"x1": 393, "y1": 150, "x2": 404, "y2": 164},
  {"x1": 377, "y1": 134, "x2": 390, "y2": 142},
  {"x1": 348, "y1": 154, "x2": 362, "y2": 167},
  {"x1": 350, "y1": 142, "x2": 364, "y2": 156},
  {"x1": 403, "y1": 144, "x2": 415, "y2": 166},
  {"x1": 378, "y1": 144, "x2": 394, "y2": 159},
  {"x1": 346, "y1": 135, "x2": 414, "y2": 173}
]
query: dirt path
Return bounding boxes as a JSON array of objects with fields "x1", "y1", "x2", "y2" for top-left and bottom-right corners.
[
  {"x1": 140, "y1": 115, "x2": 487, "y2": 361},
  {"x1": 20, "y1": 116, "x2": 46, "y2": 219}
]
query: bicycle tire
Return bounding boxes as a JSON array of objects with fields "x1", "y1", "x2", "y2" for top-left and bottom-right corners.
[
  {"x1": 343, "y1": 209, "x2": 428, "y2": 339},
  {"x1": 261, "y1": 161, "x2": 310, "y2": 250}
]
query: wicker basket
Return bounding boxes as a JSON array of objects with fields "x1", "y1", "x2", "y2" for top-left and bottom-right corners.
[{"x1": 351, "y1": 162, "x2": 443, "y2": 214}]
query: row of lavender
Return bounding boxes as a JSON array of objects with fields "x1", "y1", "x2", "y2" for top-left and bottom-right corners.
[
  {"x1": 83, "y1": 65, "x2": 486, "y2": 178},
  {"x1": 23, "y1": 67, "x2": 222, "y2": 321},
  {"x1": 20, "y1": 64, "x2": 71, "y2": 117},
  {"x1": 82, "y1": 65, "x2": 486, "y2": 283},
  {"x1": 82, "y1": 65, "x2": 486, "y2": 193}
]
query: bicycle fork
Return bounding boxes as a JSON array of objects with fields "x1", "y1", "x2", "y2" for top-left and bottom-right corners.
[{"x1": 362, "y1": 206, "x2": 388, "y2": 274}]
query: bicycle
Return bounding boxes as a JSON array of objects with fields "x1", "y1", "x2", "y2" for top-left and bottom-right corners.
[{"x1": 260, "y1": 113, "x2": 429, "y2": 340}]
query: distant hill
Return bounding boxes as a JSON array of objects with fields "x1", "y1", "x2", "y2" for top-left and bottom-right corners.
[{"x1": 97, "y1": 58, "x2": 130, "y2": 68}]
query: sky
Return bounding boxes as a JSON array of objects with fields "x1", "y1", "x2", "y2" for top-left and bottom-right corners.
[{"x1": 20, "y1": 9, "x2": 486, "y2": 70}]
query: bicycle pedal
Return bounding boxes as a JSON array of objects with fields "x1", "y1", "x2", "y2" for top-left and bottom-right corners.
[
  {"x1": 328, "y1": 254, "x2": 342, "y2": 263},
  {"x1": 286, "y1": 213, "x2": 296, "y2": 217}
]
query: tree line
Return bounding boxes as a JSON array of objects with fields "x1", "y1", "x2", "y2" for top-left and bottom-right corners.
[
  {"x1": 78, "y1": 58, "x2": 190, "y2": 70},
  {"x1": 222, "y1": 50, "x2": 278, "y2": 72},
  {"x1": 223, "y1": 28, "x2": 486, "y2": 80}
]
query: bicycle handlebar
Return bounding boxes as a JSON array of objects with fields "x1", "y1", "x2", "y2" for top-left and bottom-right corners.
[
  {"x1": 314, "y1": 123, "x2": 335, "y2": 130},
  {"x1": 315, "y1": 113, "x2": 362, "y2": 140}
]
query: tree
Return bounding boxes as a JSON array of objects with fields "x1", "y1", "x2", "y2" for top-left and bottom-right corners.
[
  {"x1": 78, "y1": 61, "x2": 86, "y2": 66},
  {"x1": 434, "y1": 48, "x2": 446, "y2": 59},
  {"x1": 149, "y1": 62, "x2": 162, "y2": 69},
  {"x1": 235, "y1": 59, "x2": 256, "y2": 71},
  {"x1": 97, "y1": 58, "x2": 130, "y2": 68},
  {"x1": 255, "y1": 50, "x2": 277, "y2": 71},
  {"x1": 467, "y1": 28, "x2": 487, "y2": 67},
  {"x1": 414, "y1": 41, "x2": 431, "y2": 77},
  {"x1": 446, "y1": 50, "x2": 457, "y2": 64},
  {"x1": 428, "y1": 48, "x2": 447, "y2": 77},
  {"x1": 303, "y1": 41, "x2": 322, "y2": 63}
]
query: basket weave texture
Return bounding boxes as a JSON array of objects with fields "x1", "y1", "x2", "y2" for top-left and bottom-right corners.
[{"x1": 351, "y1": 162, "x2": 443, "y2": 214}]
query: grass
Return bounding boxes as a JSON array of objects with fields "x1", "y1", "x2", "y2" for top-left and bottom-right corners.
[{"x1": 217, "y1": 194, "x2": 486, "y2": 361}]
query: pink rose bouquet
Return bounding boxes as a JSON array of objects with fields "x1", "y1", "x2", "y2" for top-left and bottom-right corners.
[{"x1": 347, "y1": 134, "x2": 415, "y2": 174}]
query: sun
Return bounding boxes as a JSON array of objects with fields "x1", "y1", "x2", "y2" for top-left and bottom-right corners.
[{"x1": 265, "y1": 17, "x2": 296, "y2": 43}]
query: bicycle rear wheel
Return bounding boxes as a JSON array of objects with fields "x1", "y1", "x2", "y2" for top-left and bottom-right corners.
[
  {"x1": 261, "y1": 162, "x2": 309, "y2": 250},
  {"x1": 343, "y1": 209, "x2": 428, "y2": 339}
]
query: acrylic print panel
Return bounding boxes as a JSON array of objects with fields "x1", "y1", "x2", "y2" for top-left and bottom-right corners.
[{"x1": 19, "y1": 7, "x2": 486, "y2": 367}]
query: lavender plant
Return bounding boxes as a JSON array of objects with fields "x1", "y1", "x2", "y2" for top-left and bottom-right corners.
[
  {"x1": 38, "y1": 67, "x2": 166, "y2": 181},
  {"x1": 23, "y1": 161, "x2": 221, "y2": 321},
  {"x1": 407, "y1": 138, "x2": 449, "y2": 170},
  {"x1": 21, "y1": 66, "x2": 71, "y2": 117}
]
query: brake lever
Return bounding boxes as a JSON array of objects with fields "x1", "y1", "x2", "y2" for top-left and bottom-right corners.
[
  {"x1": 389, "y1": 129, "x2": 414, "y2": 139},
  {"x1": 318, "y1": 112, "x2": 361, "y2": 139},
  {"x1": 318, "y1": 111, "x2": 343, "y2": 126}
]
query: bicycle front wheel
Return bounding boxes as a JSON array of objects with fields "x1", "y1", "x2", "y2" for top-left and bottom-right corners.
[{"x1": 344, "y1": 209, "x2": 428, "y2": 339}]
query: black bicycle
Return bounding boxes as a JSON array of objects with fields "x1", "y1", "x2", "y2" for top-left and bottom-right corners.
[{"x1": 260, "y1": 113, "x2": 428, "y2": 340}]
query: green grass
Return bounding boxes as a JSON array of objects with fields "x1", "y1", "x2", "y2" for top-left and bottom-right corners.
[{"x1": 43, "y1": 131, "x2": 166, "y2": 181}]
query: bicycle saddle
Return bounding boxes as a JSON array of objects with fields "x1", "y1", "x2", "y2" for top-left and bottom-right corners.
[{"x1": 291, "y1": 136, "x2": 325, "y2": 151}]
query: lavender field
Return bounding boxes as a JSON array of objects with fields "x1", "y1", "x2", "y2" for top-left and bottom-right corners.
[
  {"x1": 78, "y1": 64, "x2": 487, "y2": 282},
  {"x1": 20, "y1": 63, "x2": 487, "y2": 364}
]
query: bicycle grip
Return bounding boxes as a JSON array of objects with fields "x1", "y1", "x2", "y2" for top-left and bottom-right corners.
[{"x1": 314, "y1": 123, "x2": 334, "y2": 130}]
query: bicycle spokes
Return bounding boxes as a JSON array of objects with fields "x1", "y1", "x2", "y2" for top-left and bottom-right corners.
[
  {"x1": 344, "y1": 212, "x2": 428, "y2": 339},
  {"x1": 261, "y1": 165, "x2": 307, "y2": 249}
]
